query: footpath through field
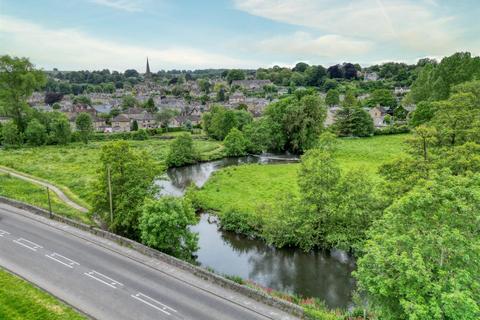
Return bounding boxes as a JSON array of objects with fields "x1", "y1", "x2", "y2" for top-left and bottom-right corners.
[{"x1": 0, "y1": 167, "x2": 88, "y2": 213}]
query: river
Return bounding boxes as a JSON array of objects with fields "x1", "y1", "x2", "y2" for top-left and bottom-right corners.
[{"x1": 155, "y1": 155, "x2": 356, "y2": 309}]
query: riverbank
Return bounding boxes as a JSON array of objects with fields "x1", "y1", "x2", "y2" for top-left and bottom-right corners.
[
  {"x1": 0, "y1": 138, "x2": 224, "y2": 203},
  {"x1": 192, "y1": 134, "x2": 408, "y2": 217},
  {"x1": 0, "y1": 268, "x2": 86, "y2": 320}
]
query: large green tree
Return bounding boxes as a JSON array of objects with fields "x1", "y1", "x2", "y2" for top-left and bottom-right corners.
[
  {"x1": 92, "y1": 141, "x2": 158, "y2": 239},
  {"x1": 223, "y1": 128, "x2": 247, "y2": 156},
  {"x1": 0, "y1": 55, "x2": 46, "y2": 132},
  {"x1": 165, "y1": 133, "x2": 198, "y2": 167},
  {"x1": 355, "y1": 173, "x2": 480, "y2": 320},
  {"x1": 75, "y1": 112, "x2": 93, "y2": 144},
  {"x1": 140, "y1": 197, "x2": 198, "y2": 261}
]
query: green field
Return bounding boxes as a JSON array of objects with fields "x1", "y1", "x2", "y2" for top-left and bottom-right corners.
[
  {"x1": 0, "y1": 269, "x2": 86, "y2": 320},
  {"x1": 0, "y1": 139, "x2": 223, "y2": 204},
  {"x1": 0, "y1": 173, "x2": 88, "y2": 223},
  {"x1": 194, "y1": 134, "x2": 409, "y2": 215}
]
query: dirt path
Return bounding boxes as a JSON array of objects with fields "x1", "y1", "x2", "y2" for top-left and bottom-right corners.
[{"x1": 0, "y1": 167, "x2": 88, "y2": 213}]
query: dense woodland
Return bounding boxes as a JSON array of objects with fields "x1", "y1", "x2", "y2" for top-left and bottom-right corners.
[{"x1": 1, "y1": 52, "x2": 479, "y2": 319}]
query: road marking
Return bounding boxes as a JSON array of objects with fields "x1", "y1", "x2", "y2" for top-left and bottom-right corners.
[
  {"x1": 84, "y1": 270, "x2": 123, "y2": 289},
  {"x1": 45, "y1": 252, "x2": 80, "y2": 269},
  {"x1": 0, "y1": 229, "x2": 10, "y2": 237},
  {"x1": 131, "y1": 293, "x2": 177, "y2": 316},
  {"x1": 13, "y1": 238, "x2": 43, "y2": 251}
]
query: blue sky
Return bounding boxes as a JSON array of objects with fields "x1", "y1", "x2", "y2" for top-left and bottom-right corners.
[{"x1": 0, "y1": 0, "x2": 479, "y2": 71}]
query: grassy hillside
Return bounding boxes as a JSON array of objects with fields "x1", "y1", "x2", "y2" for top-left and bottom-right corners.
[
  {"x1": 0, "y1": 269, "x2": 86, "y2": 320},
  {"x1": 193, "y1": 134, "x2": 408, "y2": 215}
]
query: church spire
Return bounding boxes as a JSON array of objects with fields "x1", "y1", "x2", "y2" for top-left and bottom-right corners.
[{"x1": 145, "y1": 57, "x2": 151, "y2": 78}]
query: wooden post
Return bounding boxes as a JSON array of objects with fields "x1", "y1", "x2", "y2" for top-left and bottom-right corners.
[
  {"x1": 46, "y1": 187, "x2": 52, "y2": 218},
  {"x1": 107, "y1": 165, "x2": 113, "y2": 226}
]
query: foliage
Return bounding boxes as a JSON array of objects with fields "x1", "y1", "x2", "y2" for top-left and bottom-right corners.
[
  {"x1": 121, "y1": 95, "x2": 138, "y2": 110},
  {"x1": 132, "y1": 128, "x2": 149, "y2": 140},
  {"x1": 91, "y1": 141, "x2": 159, "y2": 239},
  {"x1": 202, "y1": 105, "x2": 252, "y2": 140},
  {"x1": 165, "y1": 133, "x2": 198, "y2": 167},
  {"x1": 139, "y1": 197, "x2": 198, "y2": 261},
  {"x1": 0, "y1": 269, "x2": 86, "y2": 320},
  {"x1": 156, "y1": 108, "x2": 178, "y2": 130},
  {"x1": 48, "y1": 112, "x2": 71, "y2": 145},
  {"x1": 355, "y1": 173, "x2": 480, "y2": 320},
  {"x1": 75, "y1": 112, "x2": 93, "y2": 144},
  {"x1": 226, "y1": 69, "x2": 246, "y2": 83},
  {"x1": 367, "y1": 89, "x2": 396, "y2": 107},
  {"x1": 223, "y1": 128, "x2": 248, "y2": 156},
  {"x1": 325, "y1": 89, "x2": 340, "y2": 106},
  {"x1": 25, "y1": 119, "x2": 47, "y2": 146},
  {"x1": 243, "y1": 118, "x2": 272, "y2": 153},
  {"x1": 1, "y1": 121, "x2": 22, "y2": 147},
  {"x1": 0, "y1": 55, "x2": 46, "y2": 132},
  {"x1": 408, "y1": 101, "x2": 436, "y2": 127},
  {"x1": 334, "y1": 106, "x2": 374, "y2": 137},
  {"x1": 264, "y1": 93, "x2": 326, "y2": 153},
  {"x1": 72, "y1": 95, "x2": 92, "y2": 106}
]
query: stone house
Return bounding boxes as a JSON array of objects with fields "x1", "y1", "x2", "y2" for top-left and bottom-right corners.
[
  {"x1": 229, "y1": 91, "x2": 246, "y2": 104},
  {"x1": 112, "y1": 114, "x2": 131, "y2": 132},
  {"x1": 368, "y1": 106, "x2": 388, "y2": 127}
]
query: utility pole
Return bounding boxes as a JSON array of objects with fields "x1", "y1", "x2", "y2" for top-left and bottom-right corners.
[
  {"x1": 46, "y1": 186, "x2": 52, "y2": 218},
  {"x1": 107, "y1": 165, "x2": 113, "y2": 226}
]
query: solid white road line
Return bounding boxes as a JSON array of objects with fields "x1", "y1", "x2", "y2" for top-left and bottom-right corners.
[
  {"x1": 45, "y1": 252, "x2": 80, "y2": 269},
  {"x1": 131, "y1": 292, "x2": 177, "y2": 316},
  {"x1": 84, "y1": 270, "x2": 124, "y2": 289},
  {"x1": 13, "y1": 238, "x2": 43, "y2": 251},
  {"x1": 0, "y1": 229, "x2": 10, "y2": 237}
]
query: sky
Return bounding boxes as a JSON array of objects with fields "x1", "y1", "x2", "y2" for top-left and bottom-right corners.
[{"x1": 0, "y1": 0, "x2": 479, "y2": 71}]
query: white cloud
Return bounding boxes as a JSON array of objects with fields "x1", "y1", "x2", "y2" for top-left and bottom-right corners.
[
  {"x1": 90, "y1": 0, "x2": 143, "y2": 12},
  {"x1": 256, "y1": 32, "x2": 372, "y2": 58},
  {"x1": 0, "y1": 15, "x2": 258, "y2": 71},
  {"x1": 234, "y1": 0, "x2": 462, "y2": 55}
]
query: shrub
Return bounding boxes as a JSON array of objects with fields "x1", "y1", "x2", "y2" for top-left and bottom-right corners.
[
  {"x1": 25, "y1": 119, "x2": 47, "y2": 146},
  {"x1": 132, "y1": 129, "x2": 149, "y2": 140},
  {"x1": 223, "y1": 128, "x2": 247, "y2": 156},
  {"x1": 165, "y1": 133, "x2": 198, "y2": 167}
]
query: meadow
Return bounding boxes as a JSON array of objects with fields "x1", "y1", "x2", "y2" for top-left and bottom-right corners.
[
  {"x1": 193, "y1": 134, "x2": 409, "y2": 215},
  {"x1": 0, "y1": 269, "x2": 86, "y2": 320},
  {"x1": 0, "y1": 138, "x2": 223, "y2": 204}
]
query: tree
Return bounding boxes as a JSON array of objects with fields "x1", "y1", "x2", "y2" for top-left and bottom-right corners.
[
  {"x1": 48, "y1": 112, "x2": 71, "y2": 145},
  {"x1": 335, "y1": 105, "x2": 374, "y2": 137},
  {"x1": 406, "y1": 125, "x2": 438, "y2": 161},
  {"x1": 224, "y1": 128, "x2": 247, "y2": 156},
  {"x1": 243, "y1": 118, "x2": 272, "y2": 153},
  {"x1": 124, "y1": 69, "x2": 139, "y2": 78},
  {"x1": 409, "y1": 101, "x2": 436, "y2": 127},
  {"x1": 139, "y1": 197, "x2": 198, "y2": 261},
  {"x1": 343, "y1": 63, "x2": 358, "y2": 79},
  {"x1": 305, "y1": 65, "x2": 326, "y2": 86},
  {"x1": 292, "y1": 62, "x2": 309, "y2": 73},
  {"x1": 143, "y1": 97, "x2": 156, "y2": 112},
  {"x1": 121, "y1": 95, "x2": 137, "y2": 110},
  {"x1": 92, "y1": 141, "x2": 158, "y2": 239},
  {"x1": 355, "y1": 173, "x2": 480, "y2": 320},
  {"x1": 0, "y1": 55, "x2": 46, "y2": 132},
  {"x1": 44, "y1": 92, "x2": 63, "y2": 105},
  {"x1": 131, "y1": 120, "x2": 139, "y2": 131},
  {"x1": 165, "y1": 133, "x2": 198, "y2": 167},
  {"x1": 1, "y1": 121, "x2": 22, "y2": 147},
  {"x1": 226, "y1": 69, "x2": 246, "y2": 83},
  {"x1": 368, "y1": 89, "x2": 396, "y2": 107},
  {"x1": 75, "y1": 112, "x2": 93, "y2": 144},
  {"x1": 156, "y1": 108, "x2": 178, "y2": 131},
  {"x1": 72, "y1": 95, "x2": 92, "y2": 106},
  {"x1": 25, "y1": 119, "x2": 47, "y2": 146},
  {"x1": 325, "y1": 89, "x2": 340, "y2": 106}
]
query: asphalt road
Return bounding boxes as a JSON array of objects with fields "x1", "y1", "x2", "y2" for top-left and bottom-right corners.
[{"x1": 0, "y1": 203, "x2": 298, "y2": 320}]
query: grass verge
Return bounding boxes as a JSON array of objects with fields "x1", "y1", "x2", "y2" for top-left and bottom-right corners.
[
  {"x1": 0, "y1": 173, "x2": 90, "y2": 224},
  {"x1": 0, "y1": 268, "x2": 87, "y2": 320}
]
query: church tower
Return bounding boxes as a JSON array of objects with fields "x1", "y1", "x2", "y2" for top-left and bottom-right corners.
[{"x1": 145, "y1": 57, "x2": 151, "y2": 79}]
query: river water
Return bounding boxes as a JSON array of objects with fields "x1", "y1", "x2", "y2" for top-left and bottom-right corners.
[{"x1": 155, "y1": 155, "x2": 356, "y2": 309}]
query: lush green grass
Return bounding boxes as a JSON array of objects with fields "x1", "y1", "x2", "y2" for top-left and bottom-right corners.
[
  {"x1": 0, "y1": 173, "x2": 89, "y2": 223},
  {"x1": 0, "y1": 139, "x2": 223, "y2": 204},
  {"x1": 194, "y1": 134, "x2": 409, "y2": 215},
  {"x1": 0, "y1": 268, "x2": 86, "y2": 320}
]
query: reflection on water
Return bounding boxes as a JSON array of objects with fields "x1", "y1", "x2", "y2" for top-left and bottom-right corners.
[
  {"x1": 156, "y1": 154, "x2": 355, "y2": 309},
  {"x1": 192, "y1": 215, "x2": 356, "y2": 309}
]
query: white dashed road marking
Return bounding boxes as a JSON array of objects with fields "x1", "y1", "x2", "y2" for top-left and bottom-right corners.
[
  {"x1": 0, "y1": 229, "x2": 10, "y2": 237},
  {"x1": 45, "y1": 252, "x2": 80, "y2": 269},
  {"x1": 131, "y1": 292, "x2": 177, "y2": 316},
  {"x1": 13, "y1": 238, "x2": 43, "y2": 251},
  {"x1": 84, "y1": 270, "x2": 124, "y2": 289}
]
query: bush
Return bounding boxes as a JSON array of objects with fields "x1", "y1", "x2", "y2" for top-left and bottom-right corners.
[
  {"x1": 132, "y1": 129, "x2": 149, "y2": 140},
  {"x1": 1, "y1": 121, "x2": 22, "y2": 147},
  {"x1": 374, "y1": 124, "x2": 410, "y2": 135},
  {"x1": 25, "y1": 119, "x2": 47, "y2": 146},
  {"x1": 223, "y1": 128, "x2": 247, "y2": 156},
  {"x1": 165, "y1": 133, "x2": 198, "y2": 167}
]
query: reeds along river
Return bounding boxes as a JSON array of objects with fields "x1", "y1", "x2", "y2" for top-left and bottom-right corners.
[{"x1": 155, "y1": 155, "x2": 356, "y2": 309}]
